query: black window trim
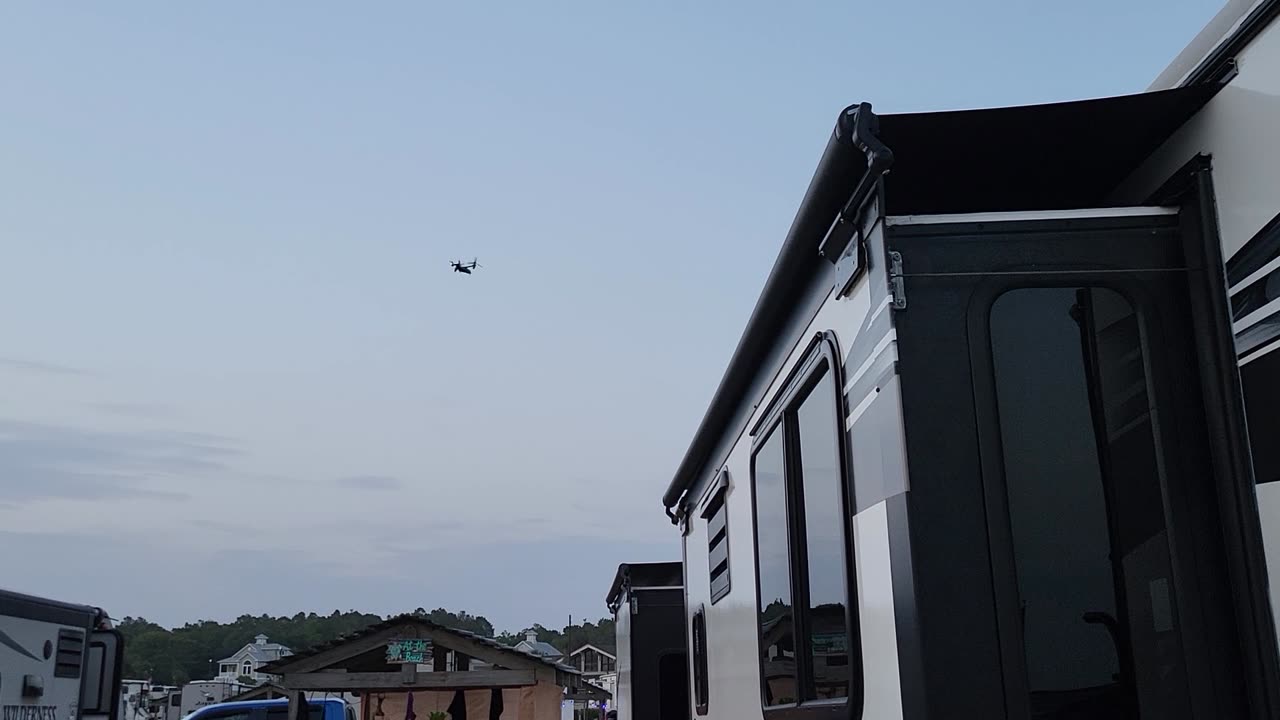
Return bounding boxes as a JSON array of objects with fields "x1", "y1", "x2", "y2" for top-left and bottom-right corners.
[
  {"x1": 692, "y1": 604, "x2": 710, "y2": 716},
  {"x1": 748, "y1": 330, "x2": 863, "y2": 720}
]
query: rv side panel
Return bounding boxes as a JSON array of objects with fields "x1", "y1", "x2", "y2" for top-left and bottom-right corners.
[
  {"x1": 1114, "y1": 5, "x2": 1280, "y2": 646},
  {"x1": 680, "y1": 211, "x2": 909, "y2": 720}
]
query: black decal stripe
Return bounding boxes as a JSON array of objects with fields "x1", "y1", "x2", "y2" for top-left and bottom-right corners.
[
  {"x1": 1227, "y1": 211, "x2": 1280, "y2": 289},
  {"x1": 0, "y1": 628, "x2": 41, "y2": 661},
  {"x1": 1242, "y1": 342, "x2": 1280, "y2": 485}
]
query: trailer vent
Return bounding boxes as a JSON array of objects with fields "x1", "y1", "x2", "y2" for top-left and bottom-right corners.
[
  {"x1": 702, "y1": 471, "x2": 732, "y2": 605},
  {"x1": 54, "y1": 629, "x2": 85, "y2": 679}
]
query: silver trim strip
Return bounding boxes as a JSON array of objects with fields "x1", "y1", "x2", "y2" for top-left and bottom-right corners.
[
  {"x1": 1231, "y1": 252, "x2": 1280, "y2": 296},
  {"x1": 844, "y1": 330, "x2": 897, "y2": 395},
  {"x1": 1242, "y1": 336, "x2": 1280, "y2": 366},
  {"x1": 868, "y1": 295, "x2": 894, "y2": 327},
  {"x1": 1235, "y1": 296, "x2": 1280, "y2": 333},
  {"x1": 886, "y1": 206, "x2": 1178, "y2": 226},
  {"x1": 845, "y1": 388, "x2": 880, "y2": 430}
]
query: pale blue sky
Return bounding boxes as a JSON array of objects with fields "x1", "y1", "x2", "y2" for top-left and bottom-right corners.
[{"x1": 1, "y1": 1, "x2": 1220, "y2": 633}]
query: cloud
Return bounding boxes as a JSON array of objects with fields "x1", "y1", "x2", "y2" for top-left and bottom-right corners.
[
  {"x1": 336, "y1": 475, "x2": 402, "y2": 491},
  {"x1": 0, "y1": 528, "x2": 676, "y2": 632},
  {"x1": 0, "y1": 418, "x2": 239, "y2": 502},
  {"x1": 87, "y1": 401, "x2": 177, "y2": 419},
  {"x1": 0, "y1": 356, "x2": 91, "y2": 377}
]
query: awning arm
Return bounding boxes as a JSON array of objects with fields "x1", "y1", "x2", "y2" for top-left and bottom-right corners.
[{"x1": 817, "y1": 102, "x2": 895, "y2": 275}]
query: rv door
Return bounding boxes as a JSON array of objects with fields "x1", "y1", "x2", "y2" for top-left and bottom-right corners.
[
  {"x1": 80, "y1": 629, "x2": 124, "y2": 720},
  {"x1": 889, "y1": 197, "x2": 1280, "y2": 717}
]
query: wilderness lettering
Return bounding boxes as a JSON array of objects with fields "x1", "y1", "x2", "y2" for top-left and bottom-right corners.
[{"x1": 2, "y1": 706, "x2": 57, "y2": 720}]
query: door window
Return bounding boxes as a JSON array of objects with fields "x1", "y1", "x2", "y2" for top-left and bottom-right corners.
[{"x1": 989, "y1": 287, "x2": 1190, "y2": 718}]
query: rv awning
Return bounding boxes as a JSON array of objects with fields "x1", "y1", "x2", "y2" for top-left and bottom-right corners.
[
  {"x1": 662, "y1": 83, "x2": 1223, "y2": 511},
  {"x1": 876, "y1": 84, "x2": 1220, "y2": 215}
]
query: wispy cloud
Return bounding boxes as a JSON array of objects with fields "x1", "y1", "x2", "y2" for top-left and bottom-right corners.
[
  {"x1": 87, "y1": 401, "x2": 177, "y2": 419},
  {"x1": 0, "y1": 357, "x2": 91, "y2": 377},
  {"x1": 0, "y1": 418, "x2": 240, "y2": 503},
  {"x1": 336, "y1": 475, "x2": 402, "y2": 491}
]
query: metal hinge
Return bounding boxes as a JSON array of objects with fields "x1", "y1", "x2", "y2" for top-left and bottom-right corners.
[{"x1": 888, "y1": 251, "x2": 906, "y2": 310}]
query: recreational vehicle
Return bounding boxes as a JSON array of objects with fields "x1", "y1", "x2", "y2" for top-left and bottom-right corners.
[
  {"x1": 606, "y1": 563, "x2": 688, "y2": 720},
  {"x1": 0, "y1": 589, "x2": 125, "y2": 720},
  {"x1": 661, "y1": 2, "x2": 1280, "y2": 718}
]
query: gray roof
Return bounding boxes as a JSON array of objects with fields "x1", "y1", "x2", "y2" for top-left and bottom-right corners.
[
  {"x1": 518, "y1": 640, "x2": 563, "y2": 658},
  {"x1": 220, "y1": 642, "x2": 291, "y2": 664},
  {"x1": 569, "y1": 644, "x2": 616, "y2": 660}
]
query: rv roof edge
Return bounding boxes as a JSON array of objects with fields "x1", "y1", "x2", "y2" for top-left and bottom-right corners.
[
  {"x1": 659, "y1": 105, "x2": 872, "y2": 510},
  {"x1": 660, "y1": 85, "x2": 1218, "y2": 514},
  {"x1": 1150, "y1": 0, "x2": 1280, "y2": 89}
]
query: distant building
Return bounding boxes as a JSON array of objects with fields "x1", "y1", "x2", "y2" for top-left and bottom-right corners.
[
  {"x1": 568, "y1": 645, "x2": 617, "y2": 711},
  {"x1": 216, "y1": 634, "x2": 293, "y2": 682},
  {"x1": 180, "y1": 680, "x2": 250, "y2": 717},
  {"x1": 568, "y1": 644, "x2": 616, "y2": 676},
  {"x1": 513, "y1": 630, "x2": 563, "y2": 659}
]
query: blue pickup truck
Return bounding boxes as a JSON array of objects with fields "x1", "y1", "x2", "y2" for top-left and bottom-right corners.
[{"x1": 185, "y1": 698, "x2": 355, "y2": 720}]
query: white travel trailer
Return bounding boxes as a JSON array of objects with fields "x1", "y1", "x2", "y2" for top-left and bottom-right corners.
[
  {"x1": 661, "y1": 2, "x2": 1280, "y2": 719},
  {"x1": 0, "y1": 590, "x2": 124, "y2": 720}
]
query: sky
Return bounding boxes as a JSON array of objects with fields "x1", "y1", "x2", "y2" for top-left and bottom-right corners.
[{"x1": 0, "y1": 1, "x2": 1222, "y2": 634}]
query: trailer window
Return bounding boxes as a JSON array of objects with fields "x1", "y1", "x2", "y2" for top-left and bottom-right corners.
[
  {"x1": 794, "y1": 376, "x2": 850, "y2": 700},
  {"x1": 692, "y1": 606, "x2": 709, "y2": 715},
  {"x1": 750, "y1": 332, "x2": 858, "y2": 716},
  {"x1": 753, "y1": 428, "x2": 795, "y2": 707}
]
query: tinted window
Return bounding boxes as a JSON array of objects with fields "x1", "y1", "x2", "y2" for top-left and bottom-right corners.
[
  {"x1": 265, "y1": 706, "x2": 324, "y2": 720},
  {"x1": 990, "y1": 287, "x2": 1190, "y2": 717},
  {"x1": 795, "y1": 373, "x2": 849, "y2": 700},
  {"x1": 659, "y1": 652, "x2": 691, "y2": 720},
  {"x1": 203, "y1": 713, "x2": 252, "y2": 720},
  {"x1": 753, "y1": 428, "x2": 795, "y2": 706},
  {"x1": 692, "y1": 606, "x2": 709, "y2": 715}
]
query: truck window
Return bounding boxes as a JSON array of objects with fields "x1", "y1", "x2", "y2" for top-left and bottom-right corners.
[
  {"x1": 265, "y1": 705, "x2": 325, "y2": 720},
  {"x1": 199, "y1": 712, "x2": 252, "y2": 720}
]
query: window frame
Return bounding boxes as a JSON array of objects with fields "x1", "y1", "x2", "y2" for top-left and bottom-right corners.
[
  {"x1": 692, "y1": 604, "x2": 710, "y2": 715},
  {"x1": 748, "y1": 331, "x2": 862, "y2": 720}
]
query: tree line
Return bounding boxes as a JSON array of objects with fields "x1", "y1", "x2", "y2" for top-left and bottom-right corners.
[{"x1": 118, "y1": 608, "x2": 616, "y2": 686}]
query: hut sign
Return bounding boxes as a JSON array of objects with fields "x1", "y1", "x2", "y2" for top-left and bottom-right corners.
[{"x1": 385, "y1": 638, "x2": 433, "y2": 664}]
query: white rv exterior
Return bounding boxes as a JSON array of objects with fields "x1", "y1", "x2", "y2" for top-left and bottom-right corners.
[
  {"x1": 661, "y1": 3, "x2": 1280, "y2": 719},
  {"x1": 1114, "y1": 0, "x2": 1280, "y2": 622},
  {"x1": 1, "y1": 590, "x2": 124, "y2": 720}
]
